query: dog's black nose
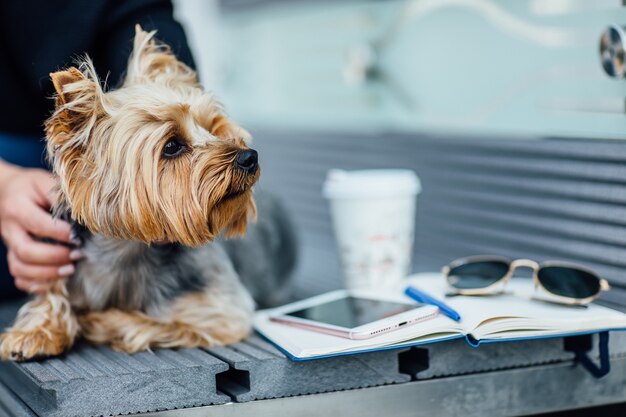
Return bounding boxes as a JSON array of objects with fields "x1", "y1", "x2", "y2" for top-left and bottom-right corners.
[{"x1": 235, "y1": 149, "x2": 258, "y2": 173}]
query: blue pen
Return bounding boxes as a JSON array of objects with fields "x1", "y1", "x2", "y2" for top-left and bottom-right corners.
[{"x1": 404, "y1": 286, "x2": 462, "y2": 322}]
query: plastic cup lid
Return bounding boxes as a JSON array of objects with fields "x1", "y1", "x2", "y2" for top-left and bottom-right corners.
[{"x1": 322, "y1": 169, "x2": 421, "y2": 199}]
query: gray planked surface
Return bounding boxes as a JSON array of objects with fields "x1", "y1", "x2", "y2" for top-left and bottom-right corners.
[
  {"x1": 0, "y1": 345, "x2": 230, "y2": 417},
  {"x1": 251, "y1": 129, "x2": 626, "y2": 310},
  {"x1": 0, "y1": 300, "x2": 231, "y2": 417},
  {"x1": 135, "y1": 357, "x2": 626, "y2": 417},
  {"x1": 208, "y1": 334, "x2": 411, "y2": 402},
  {"x1": 0, "y1": 379, "x2": 36, "y2": 417},
  {"x1": 0, "y1": 296, "x2": 604, "y2": 416},
  {"x1": 0, "y1": 300, "x2": 412, "y2": 416}
]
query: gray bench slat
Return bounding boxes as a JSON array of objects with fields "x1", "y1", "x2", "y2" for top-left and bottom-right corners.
[
  {"x1": 134, "y1": 355, "x2": 626, "y2": 417},
  {"x1": 0, "y1": 299, "x2": 232, "y2": 417},
  {"x1": 0, "y1": 345, "x2": 231, "y2": 417},
  {"x1": 0, "y1": 380, "x2": 36, "y2": 417},
  {"x1": 209, "y1": 341, "x2": 412, "y2": 402},
  {"x1": 415, "y1": 337, "x2": 574, "y2": 379}
]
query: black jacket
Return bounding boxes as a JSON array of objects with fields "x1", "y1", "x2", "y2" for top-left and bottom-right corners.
[{"x1": 0, "y1": 0, "x2": 195, "y2": 136}]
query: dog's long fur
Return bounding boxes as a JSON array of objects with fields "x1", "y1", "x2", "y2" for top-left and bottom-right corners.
[
  {"x1": 46, "y1": 28, "x2": 256, "y2": 246},
  {"x1": 0, "y1": 26, "x2": 263, "y2": 360}
]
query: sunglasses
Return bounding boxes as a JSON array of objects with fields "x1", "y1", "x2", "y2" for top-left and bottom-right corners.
[{"x1": 442, "y1": 255, "x2": 610, "y2": 306}]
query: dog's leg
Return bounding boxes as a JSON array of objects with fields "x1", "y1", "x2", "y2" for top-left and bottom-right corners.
[
  {"x1": 0, "y1": 282, "x2": 79, "y2": 361},
  {"x1": 79, "y1": 288, "x2": 253, "y2": 353}
]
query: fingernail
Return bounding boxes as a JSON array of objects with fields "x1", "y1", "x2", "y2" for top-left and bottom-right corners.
[
  {"x1": 58, "y1": 264, "x2": 75, "y2": 276},
  {"x1": 70, "y1": 238, "x2": 82, "y2": 246},
  {"x1": 69, "y1": 249, "x2": 84, "y2": 261}
]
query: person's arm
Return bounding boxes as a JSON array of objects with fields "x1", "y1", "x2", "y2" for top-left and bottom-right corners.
[
  {"x1": 0, "y1": 159, "x2": 80, "y2": 293},
  {"x1": 93, "y1": 0, "x2": 196, "y2": 87}
]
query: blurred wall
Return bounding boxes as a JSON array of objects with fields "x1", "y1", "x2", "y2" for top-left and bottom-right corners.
[
  {"x1": 172, "y1": 0, "x2": 223, "y2": 92},
  {"x1": 219, "y1": 0, "x2": 626, "y2": 139}
]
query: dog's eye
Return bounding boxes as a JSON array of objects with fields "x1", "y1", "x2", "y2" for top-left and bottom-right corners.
[{"x1": 162, "y1": 138, "x2": 186, "y2": 158}]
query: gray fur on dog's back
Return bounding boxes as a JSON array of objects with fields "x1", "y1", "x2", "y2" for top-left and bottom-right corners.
[{"x1": 221, "y1": 190, "x2": 298, "y2": 308}]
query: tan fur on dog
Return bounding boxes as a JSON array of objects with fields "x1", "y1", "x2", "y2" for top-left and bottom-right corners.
[
  {"x1": 79, "y1": 289, "x2": 252, "y2": 352},
  {"x1": 45, "y1": 25, "x2": 257, "y2": 247},
  {"x1": 0, "y1": 282, "x2": 78, "y2": 360}
]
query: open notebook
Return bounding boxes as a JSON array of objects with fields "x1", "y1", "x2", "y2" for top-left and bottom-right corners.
[{"x1": 254, "y1": 273, "x2": 626, "y2": 360}]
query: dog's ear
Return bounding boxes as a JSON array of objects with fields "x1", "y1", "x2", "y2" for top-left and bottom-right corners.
[
  {"x1": 46, "y1": 62, "x2": 106, "y2": 151},
  {"x1": 124, "y1": 24, "x2": 198, "y2": 87},
  {"x1": 50, "y1": 67, "x2": 86, "y2": 105}
]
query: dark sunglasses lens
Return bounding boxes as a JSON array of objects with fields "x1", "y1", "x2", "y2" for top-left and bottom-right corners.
[
  {"x1": 447, "y1": 261, "x2": 510, "y2": 289},
  {"x1": 537, "y1": 266, "x2": 600, "y2": 299}
]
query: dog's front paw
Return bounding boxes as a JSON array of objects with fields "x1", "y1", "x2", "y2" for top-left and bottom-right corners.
[{"x1": 0, "y1": 328, "x2": 70, "y2": 361}]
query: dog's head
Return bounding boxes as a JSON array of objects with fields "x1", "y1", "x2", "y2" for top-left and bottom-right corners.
[{"x1": 45, "y1": 25, "x2": 259, "y2": 247}]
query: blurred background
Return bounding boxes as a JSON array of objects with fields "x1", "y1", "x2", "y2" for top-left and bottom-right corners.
[{"x1": 174, "y1": 0, "x2": 626, "y2": 309}]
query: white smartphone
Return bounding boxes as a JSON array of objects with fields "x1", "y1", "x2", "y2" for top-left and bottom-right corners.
[{"x1": 269, "y1": 290, "x2": 439, "y2": 340}]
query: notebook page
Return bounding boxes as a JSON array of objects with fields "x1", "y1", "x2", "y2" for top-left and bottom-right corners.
[{"x1": 407, "y1": 273, "x2": 626, "y2": 340}]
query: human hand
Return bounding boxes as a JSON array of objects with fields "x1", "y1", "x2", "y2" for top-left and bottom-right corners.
[{"x1": 0, "y1": 163, "x2": 82, "y2": 293}]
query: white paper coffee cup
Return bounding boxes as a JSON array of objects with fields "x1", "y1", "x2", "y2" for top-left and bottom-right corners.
[{"x1": 323, "y1": 169, "x2": 421, "y2": 290}]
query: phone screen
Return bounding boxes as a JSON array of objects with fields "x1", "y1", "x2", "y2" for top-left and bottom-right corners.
[{"x1": 284, "y1": 296, "x2": 419, "y2": 329}]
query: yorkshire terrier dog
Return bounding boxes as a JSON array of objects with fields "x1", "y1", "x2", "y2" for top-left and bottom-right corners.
[{"x1": 0, "y1": 26, "x2": 264, "y2": 361}]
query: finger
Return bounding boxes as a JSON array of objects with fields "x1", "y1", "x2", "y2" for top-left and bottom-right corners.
[
  {"x1": 8, "y1": 250, "x2": 75, "y2": 282},
  {"x1": 14, "y1": 278, "x2": 53, "y2": 294},
  {"x1": 4, "y1": 225, "x2": 77, "y2": 265},
  {"x1": 29, "y1": 170, "x2": 57, "y2": 208},
  {"x1": 18, "y1": 202, "x2": 73, "y2": 244}
]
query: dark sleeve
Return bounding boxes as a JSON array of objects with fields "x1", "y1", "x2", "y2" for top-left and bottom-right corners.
[{"x1": 93, "y1": 0, "x2": 196, "y2": 88}]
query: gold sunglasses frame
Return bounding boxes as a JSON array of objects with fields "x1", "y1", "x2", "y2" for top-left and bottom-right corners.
[{"x1": 442, "y1": 255, "x2": 610, "y2": 306}]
